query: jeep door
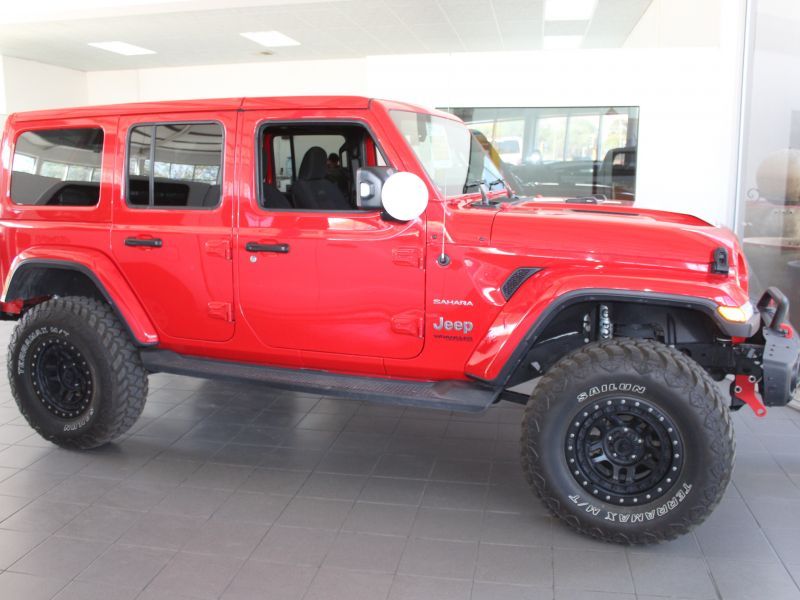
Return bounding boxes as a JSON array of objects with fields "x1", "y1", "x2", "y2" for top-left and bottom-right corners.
[
  {"x1": 111, "y1": 112, "x2": 235, "y2": 342},
  {"x1": 237, "y1": 107, "x2": 425, "y2": 361}
]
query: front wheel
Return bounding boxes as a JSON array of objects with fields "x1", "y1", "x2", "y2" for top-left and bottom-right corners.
[
  {"x1": 8, "y1": 296, "x2": 148, "y2": 449},
  {"x1": 521, "y1": 338, "x2": 734, "y2": 544}
]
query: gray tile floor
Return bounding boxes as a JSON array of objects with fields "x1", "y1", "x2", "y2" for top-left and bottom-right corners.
[{"x1": 0, "y1": 320, "x2": 798, "y2": 599}]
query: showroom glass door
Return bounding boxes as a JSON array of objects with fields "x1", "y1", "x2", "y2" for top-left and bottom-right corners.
[
  {"x1": 236, "y1": 110, "x2": 426, "y2": 362},
  {"x1": 738, "y1": 1, "x2": 800, "y2": 326}
]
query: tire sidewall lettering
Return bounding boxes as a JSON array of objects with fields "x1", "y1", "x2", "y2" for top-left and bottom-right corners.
[
  {"x1": 552, "y1": 377, "x2": 698, "y2": 527},
  {"x1": 13, "y1": 322, "x2": 99, "y2": 436},
  {"x1": 63, "y1": 408, "x2": 94, "y2": 432},
  {"x1": 568, "y1": 482, "x2": 693, "y2": 523},
  {"x1": 576, "y1": 382, "x2": 646, "y2": 403},
  {"x1": 17, "y1": 326, "x2": 71, "y2": 376},
  {"x1": 8, "y1": 297, "x2": 147, "y2": 450},
  {"x1": 524, "y1": 340, "x2": 734, "y2": 542}
]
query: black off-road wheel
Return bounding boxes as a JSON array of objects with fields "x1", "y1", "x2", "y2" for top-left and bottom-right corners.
[
  {"x1": 521, "y1": 338, "x2": 734, "y2": 544},
  {"x1": 8, "y1": 296, "x2": 148, "y2": 449}
]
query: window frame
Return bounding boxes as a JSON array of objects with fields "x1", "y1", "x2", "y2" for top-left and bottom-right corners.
[
  {"x1": 255, "y1": 119, "x2": 392, "y2": 214},
  {"x1": 10, "y1": 125, "x2": 106, "y2": 208},
  {"x1": 124, "y1": 119, "x2": 225, "y2": 211}
]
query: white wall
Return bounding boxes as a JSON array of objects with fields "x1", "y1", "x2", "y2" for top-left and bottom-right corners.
[
  {"x1": 0, "y1": 55, "x2": 88, "y2": 149},
  {"x1": 86, "y1": 58, "x2": 369, "y2": 104},
  {"x1": 367, "y1": 49, "x2": 744, "y2": 225},
  {"x1": 86, "y1": 45, "x2": 744, "y2": 226},
  {"x1": 2, "y1": 56, "x2": 87, "y2": 114}
]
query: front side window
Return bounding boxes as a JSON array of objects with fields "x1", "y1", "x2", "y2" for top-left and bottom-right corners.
[
  {"x1": 259, "y1": 123, "x2": 387, "y2": 211},
  {"x1": 10, "y1": 127, "x2": 104, "y2": 206},
  {"x1": 389, "y1": 110, "x2": 503, "y2": 198},
  {"x1": 127, "y1": 122, "x2": 223, "y2": 209}
]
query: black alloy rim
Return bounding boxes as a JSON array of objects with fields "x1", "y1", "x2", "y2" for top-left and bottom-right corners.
[
  {"x1": 31, "y1": 337, "x2": 93, "y2": 420},
  {"x1": 565, "y1": 396, "x2": 683, "y2": 505}
]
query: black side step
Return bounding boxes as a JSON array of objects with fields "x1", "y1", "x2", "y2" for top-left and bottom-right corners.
[{"x1": 141, "y1": 350, "x2": 500, "y2": 413}]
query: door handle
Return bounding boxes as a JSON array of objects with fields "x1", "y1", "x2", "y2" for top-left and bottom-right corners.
[
  {"x1": 125, "y1": 237, "x2": 162, "y2": 248},
  {"x1": 245, "y1": 242, "x2": 289, "y2": 253}
]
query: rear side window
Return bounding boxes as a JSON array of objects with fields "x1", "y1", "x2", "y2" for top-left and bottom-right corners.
[
  {"x1": 10, "y1": 128, "x2": 104, "y2": 206},
  {"x1": 127, "y1": 122, "x2": 223, "y2": 209}
]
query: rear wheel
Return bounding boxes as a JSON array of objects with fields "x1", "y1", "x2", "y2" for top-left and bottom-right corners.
[
  {"x1": 8, "y1": 296, "x2": 148, "y2": 449},
  {"x1": 521, "y1": 338, "x2": 734, "y2": 544}
]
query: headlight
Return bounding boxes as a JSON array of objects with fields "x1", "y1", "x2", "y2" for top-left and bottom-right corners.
[{"x1": 717, "y1": 301, "x2": 755, "y2": 323}]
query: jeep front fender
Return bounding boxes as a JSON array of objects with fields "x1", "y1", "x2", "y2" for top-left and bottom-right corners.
[
  {"x1": 2, "y1": 247, "x2": 158, "y2": 346},
  {"x1": 465, "y1": 268, "x2": 754, "y2": 384}
]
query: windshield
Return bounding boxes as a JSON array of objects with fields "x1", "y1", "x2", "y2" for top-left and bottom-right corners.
[{"x1": 389, "y1": 110, "x2": 505, "y2": 197}]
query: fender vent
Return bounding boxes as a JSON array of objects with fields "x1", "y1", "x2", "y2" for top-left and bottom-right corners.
[{"x1": 501, "y1": 268, "x2": 542, "y2": 301}]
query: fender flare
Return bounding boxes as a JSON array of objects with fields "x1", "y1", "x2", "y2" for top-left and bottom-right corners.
[
  {"x1": 3, "y1": 249, "x2": 158, "y2": 346},
  {"x1": 467, "y1": 286, "x2": 760, "y2": 387}
]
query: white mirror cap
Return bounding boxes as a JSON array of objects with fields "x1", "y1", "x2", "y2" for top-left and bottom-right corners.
[{"x1": 381, "y1": 171, "x2": 429, "y2": 221}]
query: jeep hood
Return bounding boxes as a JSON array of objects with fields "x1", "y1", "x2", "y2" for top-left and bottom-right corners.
[{"x1": 488, "y1": 201, "x2": 740, "y2": 267}]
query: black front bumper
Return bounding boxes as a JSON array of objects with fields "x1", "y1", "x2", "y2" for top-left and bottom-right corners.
[{"x1": 756, "y1": 288, "x2": 800, "y2": 406}]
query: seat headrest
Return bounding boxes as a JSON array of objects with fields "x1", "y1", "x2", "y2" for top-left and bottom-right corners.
[{"x1": 298, "y1": 146, "x2": 328, "y2": 181}]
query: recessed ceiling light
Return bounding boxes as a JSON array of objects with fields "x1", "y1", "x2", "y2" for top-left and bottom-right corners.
[
  {"x1": 88, "y1": 41, "x2": 155, "y2": 56},
  {"x1": 240, "y1": 31, "x2": 300, "y2": 48},
  {"x1": 543, "y1": 35, "x2": 584, "y2": 50},
  {"x1": 544, "y1": 0, "x2": 597, "y2": 21}
]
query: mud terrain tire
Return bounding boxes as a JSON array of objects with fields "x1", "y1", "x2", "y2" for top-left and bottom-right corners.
[
  {"x1": 521, "y1": 338, "x2": 734, "y2": 544},
  {"x1": 8, "y1": 297, "x2": 148, "y2": 449}
]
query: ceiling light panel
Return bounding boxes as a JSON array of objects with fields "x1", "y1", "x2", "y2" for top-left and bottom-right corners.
[
  {"x1": 87, "y1": 41, "x2": 155, "y2": 55},
  {"x1": 240, "y1": 31, "x2": 300, "y2": 48},
  {"x1": 544, "y1": 0, "x2": 598, "y2": 21}
]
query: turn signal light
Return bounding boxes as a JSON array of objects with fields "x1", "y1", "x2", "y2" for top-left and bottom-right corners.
[{"x1": 717, "y1": 303, "x2": 754, "y2": 323}]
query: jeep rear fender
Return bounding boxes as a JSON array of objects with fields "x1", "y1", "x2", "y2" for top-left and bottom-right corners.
[
  {"x1": 2, "y1": 248, "x2": 158, "y2": 346},
  {"x1": 466, "y1": 269, "x2": 754, "y2": 384}
]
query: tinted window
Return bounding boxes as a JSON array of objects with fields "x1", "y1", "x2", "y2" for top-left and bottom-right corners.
[
  {"x1": 11, "y1": 128, "x2": 104, "y2": 206},
  {"x1": 127, "y1": 122, "x2": 223, "y2": 208}
]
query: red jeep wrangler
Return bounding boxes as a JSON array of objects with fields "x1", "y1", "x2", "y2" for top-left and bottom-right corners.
[{"x1": 0, "y1": 96, "x2": 797, "y2": 544}]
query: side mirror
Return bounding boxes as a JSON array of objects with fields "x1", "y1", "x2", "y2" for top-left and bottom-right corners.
[
  {"x1": 356, "y1": 166, "x2": 394, "y2": 209},
  {"x1": 381, "y1": 171, "x2": 429, "y2": 222}
]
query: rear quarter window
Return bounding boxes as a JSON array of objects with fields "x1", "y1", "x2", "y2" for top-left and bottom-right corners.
[{"x1": 10, "y1": 128, "x2": 104, "y2": 207}]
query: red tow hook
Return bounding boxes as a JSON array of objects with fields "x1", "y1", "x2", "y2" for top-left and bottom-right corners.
[{"x1": 734, "y1": 374, "x2": 767, "y2": 417}]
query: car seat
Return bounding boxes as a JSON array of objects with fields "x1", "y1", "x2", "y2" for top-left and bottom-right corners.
[{"x1": 292, "y1": 146, "x2": 350, "y2": 210}]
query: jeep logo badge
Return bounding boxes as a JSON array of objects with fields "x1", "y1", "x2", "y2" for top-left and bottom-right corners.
[{"x1": 433, "y1": 316, "x2": 473, "y2": 335}]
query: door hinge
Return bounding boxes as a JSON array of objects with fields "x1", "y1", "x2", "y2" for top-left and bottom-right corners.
[
  {"x1": 392, "y1": 247, "x2": 422, "y2": 268},
  {"x1": 391, "y1": 310, "x2": 424, "y2": 337},
  {"x1": 205, "y1": 239, "x2": 232, "y2": 260},
  {"x1": 208, "y1": 302, "x2": 234, "y2": 322}
]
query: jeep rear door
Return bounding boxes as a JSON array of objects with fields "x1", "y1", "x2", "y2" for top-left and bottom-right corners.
[
  {"x1": 111, "y1": 112, "x2": 235, "y2": 342},
  {"x1": 237, "y1": 107, "x2": 425, "y2": 361}
]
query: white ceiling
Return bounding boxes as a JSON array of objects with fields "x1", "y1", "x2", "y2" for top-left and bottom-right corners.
[{"x1": 0, "y1": 0, "x2": 653, "y2": 71}]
